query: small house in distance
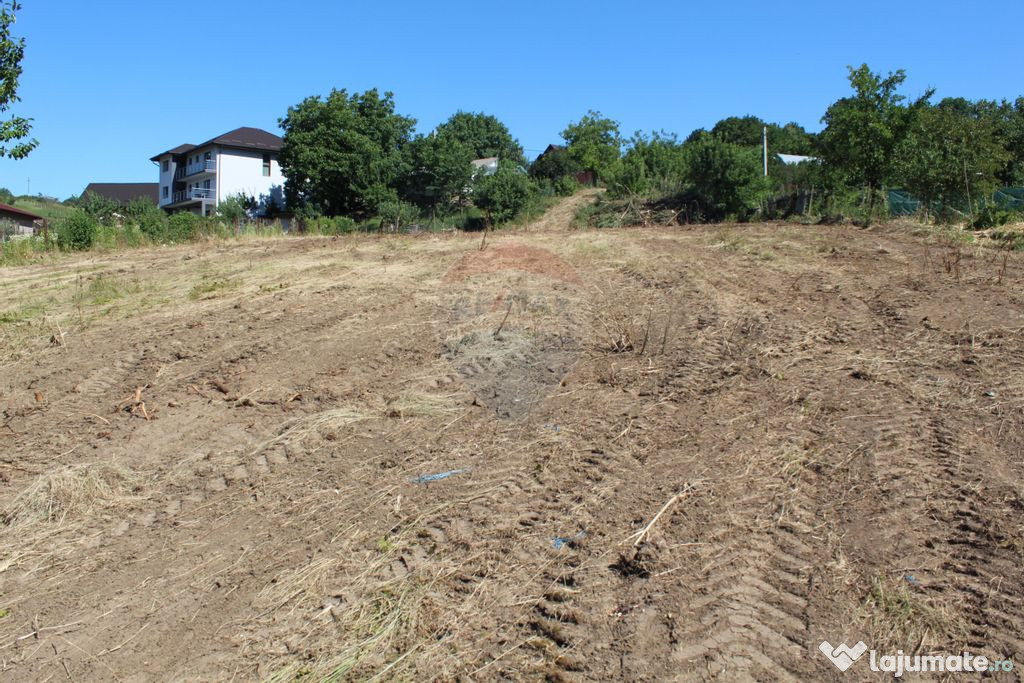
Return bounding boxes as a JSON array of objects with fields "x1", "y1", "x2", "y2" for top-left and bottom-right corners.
[
  {"x1": 81, "y1": 183, "x2": 159, "y2": 206},
  {"x1": 471, "y1": 157, "x2": 499, "y2": 176},
  {"x1": 0, "y1": 203, "x2": 44, "y2": 237},
  {"x1": 534, "y1": 144, "x2": 595, "y2": 186}
]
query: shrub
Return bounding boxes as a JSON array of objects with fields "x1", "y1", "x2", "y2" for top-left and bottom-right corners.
[
  {"x1": 607, "y1": 154, "x2": 650, "y2": 199},
  {"x1": 473, "y1": 165, "x2": 533, "y2": 224},
  {"x1": 217, "y1": 193, "x2": 257, "y2": 222},
  {"x1": 79, "y1": 191, "x2": 120, "y2": 223},
  {"x1": 681, "y1": 138, "x2": 768, "y2": 221},
  {"x1": 377, "y1": 199, "x2": 420, "y2": 232},
  {"x1": 122, "y1": 198, "x2": 167, "y2": 240},
  {"x1": 971, "y1": 206, "x2": 1021, "y2": 230},
  {"x1": 166, "y1": 212, "x2": 200, "y2": 242},
  {"x1": 306, "y1": 215, "x2": 356, "y2": 235},
  {"x1": 56, "y1": 210, "x2": 99, "y2": 251},
  {"x1": 554, "y1": 175, "x2": 579, "y2": 197},
  {"x1": 453, "y1": 206, "x2": 487, "y2": 231}
]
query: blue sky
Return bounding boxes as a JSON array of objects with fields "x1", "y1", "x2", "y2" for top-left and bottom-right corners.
[{"x1": 2, "y1": 0, "x2": 1022, "y2": 200}]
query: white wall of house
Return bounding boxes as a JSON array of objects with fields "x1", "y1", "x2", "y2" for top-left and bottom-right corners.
[
  {"x1": 157, "y1": 154, "x2": 177, "y2": 207},
  {"x1": 216, "y1": 148, "x2": 285, "y2": 208}
]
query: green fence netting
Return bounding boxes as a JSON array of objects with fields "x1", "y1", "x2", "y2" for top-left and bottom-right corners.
[{"x1": 889, "y1": 188, "x2": 1024, "y2": 216}]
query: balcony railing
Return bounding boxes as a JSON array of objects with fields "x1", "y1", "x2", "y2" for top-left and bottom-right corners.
[
  {"x1": 174, "y1": 159, "x2": 217, "y2": 180},
  {"x1": 172, "y1": 187, "x2": 215, "y2": 203}
]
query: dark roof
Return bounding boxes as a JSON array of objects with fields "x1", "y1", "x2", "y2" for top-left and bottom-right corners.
[
  {"x1": 150, "y1": 127, "x2": 282, "y2": 161},
  {"x1": 0, "y1": 203, "x2": 44, "y2": 221},
  {"x1": 199, "y1": 127, "x2": 282, "y2": 152},
  {"x1": 83, "y1": 183, "x2": 159, "y2": 205},
  {"x1": 150, "y1": 143, "x2": 195, "y2": 161}
]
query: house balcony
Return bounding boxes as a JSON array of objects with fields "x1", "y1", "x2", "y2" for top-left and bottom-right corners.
[
  {"x1": 171, "y1": 187, "x2": 215, "y2": 204},
  {"x1": 173, "y1": 159, "x2": 217, "y2": 180}
]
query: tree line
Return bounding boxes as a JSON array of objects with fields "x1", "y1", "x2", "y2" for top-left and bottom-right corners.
[{"x1": 277, "y1": 65, "x2": 1023, "y2": 228}]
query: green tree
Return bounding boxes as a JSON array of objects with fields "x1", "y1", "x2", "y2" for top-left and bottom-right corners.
[
  {"x1": 818, "y1": 64, "x2": 932, "y2": 222},
  {"x1": 621, "y1": 130, "x2": 688, "y2": 194},
  {"x1": 279, "y1": 88, "x2": 415, "y2": 217},
  {"x1": 528, "y1": 146, "x2": 580, "y2": 182},
  {"x1": 0, "y1": 1, "x2": 34, "y2": 159},
  {"x1": 399, "y1": 132, "x2": 474, "y2": 211},
  {"x1": 683, "y1": 138, "x2": 768, "y2": 220},
  {"x1": 561, "y1": 110, "x2": 622, "y2": 182},
  {"x1": 606, "y1": 153, "x2": 650, "y2": 199},
  {"x1": 711, "y1": 116, "x2": 765, "y2": 147},
  {"x1": 434, "y1": 111, "x2": 524, "y2": 165},
  {"x1": 711, "y1": 117, "x2": 816, "y2": 156},
  {"x1": 897, "y1": 102, "x2": 1007, "y2": 219},
  {"x1": 473, "y1": 164, "x2": 533, "y2": 224},
  {"x1": 966, "y1": 97, "x2": 1024, "y2": 186}
]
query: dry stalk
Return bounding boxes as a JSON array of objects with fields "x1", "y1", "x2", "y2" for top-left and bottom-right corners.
[{"x1": 627, "y1": 483, "x2": 696, "y2": 546}]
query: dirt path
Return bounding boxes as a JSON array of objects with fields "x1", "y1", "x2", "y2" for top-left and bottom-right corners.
[
  {"x1": 1, "y1": 209, "x2": 1023, "y2": 680},
  {"x1": 522, "y1": 187, "x2": 602, "y2": 232}
]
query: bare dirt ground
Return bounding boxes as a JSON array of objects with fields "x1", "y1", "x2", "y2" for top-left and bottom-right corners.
[{"x1": 1, "y1": 198, "x2": 1023, "y2": 681}]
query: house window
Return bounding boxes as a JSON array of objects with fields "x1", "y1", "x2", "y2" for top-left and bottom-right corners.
[
  {"x1": 162, "y1": 159, "x2": 169, "y2": 172},
  {"x1": 204, "y1": 151, "x2": 211, "y2": 161},
  {"x1": 162, "y1": 186, "x2": 168, "y2": 199},
  {"x1": 203, "y1": 179, "x2": 211, "y2": 190},
  {"x1": 262, "y1": 153, "x2": 271, "y2": 176}
]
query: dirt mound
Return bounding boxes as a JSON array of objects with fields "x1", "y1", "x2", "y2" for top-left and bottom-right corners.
[{"x1": 442, "y1": 243, "x2": 587, "y2": 419}]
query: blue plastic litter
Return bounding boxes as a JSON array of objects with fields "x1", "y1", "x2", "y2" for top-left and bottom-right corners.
[
  {"x1": 543, "y1": 423, "x2": 561, "y2": 433},
  {"x1": 553, "y1": 530, "x2": 586, "y2": 549},
  {"x1": 904, "y1": 574, "x2": 919, "y2": 586},
  {"x1": 410, "y1": 469, "x2": 466, "y2": 484}
]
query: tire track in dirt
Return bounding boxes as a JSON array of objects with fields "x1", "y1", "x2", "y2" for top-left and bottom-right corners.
[{"x1": 851, "y1": 373, "x2": 1024, "y2": 666}]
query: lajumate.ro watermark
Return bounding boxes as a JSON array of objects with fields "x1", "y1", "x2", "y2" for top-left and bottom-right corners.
[{"x1": 819, "y1": 641, "x2": 1014, "y2": 676}]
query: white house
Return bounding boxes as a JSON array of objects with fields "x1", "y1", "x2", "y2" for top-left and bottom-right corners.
[
  {"x1": 471, "y1": 156, "x2": 499, "y2": 176},
  {"x1": 150, "y1": 127, "x2": 286, "y2": 215}
]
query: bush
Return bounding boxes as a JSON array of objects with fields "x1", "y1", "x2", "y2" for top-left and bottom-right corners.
[
  {"x1": 122, "y1": 198, "x2": 168, "y2": 240},
  {"x1": 971, "y1": 206, "x2": 1022, "y2": 230},
  {"x1": 473, "y1": 166, "x2": 533, "y2": 224},
  {"x1": 56, "y1": 210, "x2": 100, "y2": 251},
  {"x1": 554, "y1": 175, "x2": 579, "y2": 197},
  {"x1": 681, "y1": 138, "x2": 768, "y2": 221},
  {"x1": 305, "y1": 215, "x2": 356, "y2": 235},
  {"x1": 377, "y1": 199, "x2": 420, "y2": 232},
  {"x1": 79, "y1": 192, "x2": 120, "y2": 223},
  {"x1": 165, "y1": 212, "x2": 200, "y2": 242},
  {"x1": 606, "y1": 154, "x2": 650, "y2": 199},
  {"x1": 217, "y1": 193, "x2": 257, "y2": 223},
  {"x1": 452, "y1": 206, "x2": 487, "y2": 231}
]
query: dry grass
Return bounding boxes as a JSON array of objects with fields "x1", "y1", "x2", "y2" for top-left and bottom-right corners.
[
  {"x1": 255, "y1": 500, "x2": 457, "y2": 682},
  {"x1": 246, "y1": 408, "x2": 370, "y2": 459},
  {"x1": 0, "y1": 462, "x2": 140, "y2": 574},
  {"x1": 1, "y1": 461, "x2": 138, "y2": 529},
  {"x1": 384, "y1": 392, "x2": 459, "y2": 419},
  {"x1": 860, "y1": 574, "x2": 965, "y2": 655}
]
